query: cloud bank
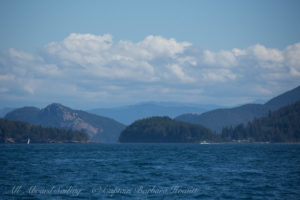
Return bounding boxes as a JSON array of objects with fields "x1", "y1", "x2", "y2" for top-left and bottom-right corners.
[{"x1": 1, "y1": 33, "x2": 300, "y2": 108}]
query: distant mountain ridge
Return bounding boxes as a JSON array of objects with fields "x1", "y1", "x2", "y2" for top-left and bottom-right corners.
[
  {"x1": 5, "y1": 103, "x2": 125, "y2": 143},
  {"x1": 264, "y1": 86, "x2": 300, "y2": 110},
  {"x1": 175, "y1": 85, "x2": 300, "y2": 133},
  {"x1": 0, "y1": 107, "x2": 14, "y2": 118},
  {"x1": 88, "y1": 102, "x2": 220, "y2": 125}
]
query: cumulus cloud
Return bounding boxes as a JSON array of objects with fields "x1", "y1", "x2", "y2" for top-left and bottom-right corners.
[
  {"x1": 167, "y1": 64, "x2": 195, "y2": 83},
  {"x1": 201, "y1": 69, "x2": 237, "y2": 82},
  {"x1": 0, "y1": 33, "x2": 300, "y2": 108},
  {"x1": 202, "y1": 50, "x2": 238, "y2": 67},
  {"x1": 248, "y1": 44, "x2": 284, "y2": 63},
  {"x1": 41, "y1": 34, "x2": 193, "y2": 82},
  {"x1": 137, "y1": 35, "x2": 192, "y2": 58},
  {"x1": 284, "y1": 43, "x2": 300, "y2": 76}
]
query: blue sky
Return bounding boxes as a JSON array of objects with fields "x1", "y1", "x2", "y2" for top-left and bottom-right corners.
[
  {"x1": 0, "y1": 0, "x2": 300, "y2": 109},
  {"x1": 1, "y1": 0, "x2": 300, "y2": 51}
]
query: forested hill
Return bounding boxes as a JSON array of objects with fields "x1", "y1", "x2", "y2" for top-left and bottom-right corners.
[
  {"x1": 0, "y1": 118, "x2": 89, "y2": 143},
  {"x1": 265, "y1": 85, "x2": 300, "y2": 110},
  {"x1": 5, "y1": 103, "x2": 125, "y2": 143},
  {"x1": 119, "y1": 101, "x2": 300, "y2": 143},
  {"x1": 119, "y1": 116, "x2": 217, "y2": 143},
  {"x1": 176, "y1": 85, "x2": 300, "y2": 133},
  {"x1": 221, "y1": 101, "x2": 300, "y2": 143}
]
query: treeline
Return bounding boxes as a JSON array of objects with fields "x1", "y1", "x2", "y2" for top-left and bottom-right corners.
[
  {"x1": 119, "y1": 116, "x2": 217, "y2": 143},
  {"x1": 0, "y1": 118, "x2": 89, "y2": 143},
  {"x1": 120, "y1": 101, "x2": 300, "y2": 143},
  {"x1": 221, "y1": 101, "x2": 300, "y2": 143}
]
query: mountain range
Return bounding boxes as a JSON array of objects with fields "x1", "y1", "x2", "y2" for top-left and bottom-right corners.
[
  {"x1": 4, "y1": 85, "x2": 300, "y2": 142},
  {"x1": 5, "y1": 103, "x2": 125, "y2": 143},
  {"x1": 88, "y1": 102, "x2": 219, "y2": 125},
  {"x1": 0, "y1": 107, "x2": 14, "y2": 118},
  {"x1": 175, "y1": 85, "x2": 300, "y2": 133},
  {"x1": 119, "y1": 100, "x2": 300, "y2": 143}
]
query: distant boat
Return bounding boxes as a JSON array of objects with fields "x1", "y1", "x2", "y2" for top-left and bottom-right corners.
[
  {"x1": 200, "y1": 141, "x2": 209, "y2": 144},
  {"x1": 27, "y1": 138, "x2": 30, "y2": 144}
]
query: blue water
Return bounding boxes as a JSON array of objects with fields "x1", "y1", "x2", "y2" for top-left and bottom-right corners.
[{"x1": 1, "y1": 144, "x2": 300, "y2": 199}]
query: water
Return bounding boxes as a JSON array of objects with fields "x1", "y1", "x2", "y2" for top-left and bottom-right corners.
[{"x1": 1, "y1": 143, "x2": 300, "y2": 199}]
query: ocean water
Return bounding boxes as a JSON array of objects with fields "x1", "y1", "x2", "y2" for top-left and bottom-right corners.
[{"x1": 1, "y1": 143, "x2": 300, "y2": 200}]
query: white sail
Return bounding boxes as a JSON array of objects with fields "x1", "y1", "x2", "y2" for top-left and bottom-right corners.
[{"x1": 27, "y1": 138, "x2": 30, "y2": 144}]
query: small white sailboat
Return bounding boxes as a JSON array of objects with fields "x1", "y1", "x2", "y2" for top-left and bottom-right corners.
[
  {"x1": 200, "y1": 141, "x2": 209, "y2": 144},
  {"x1": 27, "y1": 138, "x2": 30, "y2": 144}
]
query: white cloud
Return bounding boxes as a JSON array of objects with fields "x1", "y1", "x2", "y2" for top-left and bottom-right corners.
[
  {"x1": 137, "y1": 35, "x2": 192, "y2": 58},
  {"x1": 23, "y1": 84, "x2": 35, "y2": 94},
  {"x1": 167, "y1": 64, "x2": 195, "y2": 83},
  {"x1": 201, "y1": 69, "x2": 237, "y2": 82},
  {"x1": 176, "y1": 56, "x2": 197, "y2": 66},
  {"x1": 6, "y1": 48, "x2": 38, "y2": 62},
  {"x1": 42, "y1": 34, "x2": 193, "y2": 82},
  {"x1": 45, "y1": 33, "x2": 113, "y2": 54},
  {"x1": 202, "y1": 50, "x2": 237, "y2": 67},
  {"x1": 284, "y1": 42, "x2": 300, "y2": 70},
  {"x1": 290, "y1": 67, "x2": 300, "y2": 76},
  {"x1": 0, "y1": 33, "x2": 300, "y2": 108},
  {"x1": 44, "y1": 34, "x2": 111, "y2": 67},
  {"x1": 248, "y1": 44, "x2": 284, "y2": 63},
  {"x1": 232, "y1": 48, "x2": 246, "y2": 56}
]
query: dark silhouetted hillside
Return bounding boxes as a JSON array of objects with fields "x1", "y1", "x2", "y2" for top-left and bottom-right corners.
[
  {"x1": 119, "y1": 116, "x2": 218, "y2": 143},
  {"x1": 176, "y1": 85, "x2": 300, "y2": 133}
]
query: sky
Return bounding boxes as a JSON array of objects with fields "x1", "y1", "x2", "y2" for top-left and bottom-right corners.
[{"x1": 0, "y1": 0, "x2": 300, "y2": 109}]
